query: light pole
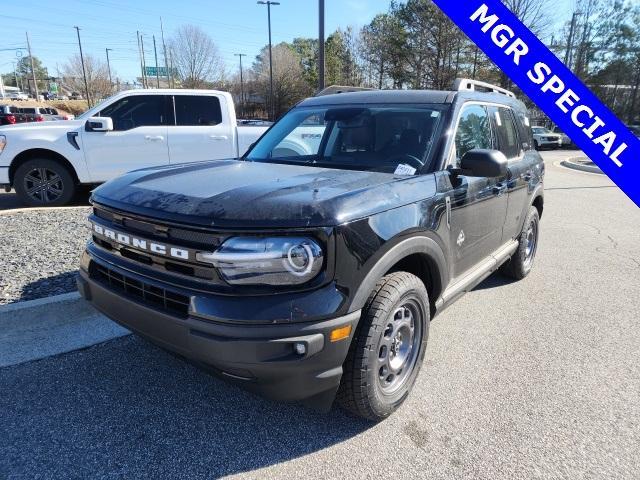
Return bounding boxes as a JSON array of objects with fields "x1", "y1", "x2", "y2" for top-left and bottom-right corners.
[
  {"x1": 257, "y1": 1, "x2": 279, "y2": 121},
  {"x1": 105, "y1": 48, "x2": 113, "y2": 90},
  {"x1": 74, "y1": 26, "x2": 91, "y2": 107},
  {"x1": 234, "y1": 53, "x2": 247, "y2": 118},
  {"x1": 318, "y1": 0, "x2": 325, "y2": 92},
  {"x1": 564, "y1": 11, "x2": 582, "y2": 70}
]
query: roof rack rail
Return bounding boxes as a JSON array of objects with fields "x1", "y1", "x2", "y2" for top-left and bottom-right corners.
[
  {"x1": 453, "y1": 78, "x2": 516, "y2": 98},
  {"x1": 315, "y1": 85, "x2": 377, "y2": 96}
]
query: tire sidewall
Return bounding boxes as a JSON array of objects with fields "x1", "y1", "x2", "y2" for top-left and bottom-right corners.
[
  {"x1": 366, "y1": 287, "x2": 430, "y2": 417},
  {"x1": 14, "y1": 159, "x2": 75, "y2": 207},
  {"x1": 516, "y1": 207, "x2": 540, "y2": 276}
]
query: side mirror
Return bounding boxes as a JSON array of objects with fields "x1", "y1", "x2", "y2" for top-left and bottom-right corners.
[
  {"x1": 459, "y1": 149, "x2": 508, "y2": 178},
  {"x1": 85, "y1": 117, "x2": 113, "y2": 132}
]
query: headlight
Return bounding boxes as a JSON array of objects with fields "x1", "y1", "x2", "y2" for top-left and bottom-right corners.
[
  {"x1": 198, "y1": 237, "x2": 324, "y2": 286},
  {"x1": 0, "y1": 135, "x2": 6, "y2": 154}
]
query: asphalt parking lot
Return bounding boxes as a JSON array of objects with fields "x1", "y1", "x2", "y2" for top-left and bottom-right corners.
[{"x1": 1, "y1": 151, "x2": 639, "y2": 479}]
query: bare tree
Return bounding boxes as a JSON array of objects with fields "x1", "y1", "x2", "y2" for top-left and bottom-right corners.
[
  {"x1": 61, "y1": 54, "x2": 112, "y2": 101},
  {"x1": 168, "y1": 25, "x2": 225, "y2": 88},
  {"x1": 503, "y1": 0, "x2": 554, "y2": 37}
]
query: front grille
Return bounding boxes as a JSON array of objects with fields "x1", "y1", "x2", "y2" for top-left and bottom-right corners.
[{"x1": 90, "y1": 262, "x2": 190, "y2": 318}]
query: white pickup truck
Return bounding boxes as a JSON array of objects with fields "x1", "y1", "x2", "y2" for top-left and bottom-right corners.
[{"x1": 0, "y1": 89, "x2": 268, "y2": 206}]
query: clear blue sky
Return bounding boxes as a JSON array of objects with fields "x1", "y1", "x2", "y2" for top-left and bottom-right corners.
[
  {"x1": 0, "y1": 0, "x2": 390, "y2": 83},
  {"x1": 1, "y1": 0, "x2": 572, "y2": 84}
]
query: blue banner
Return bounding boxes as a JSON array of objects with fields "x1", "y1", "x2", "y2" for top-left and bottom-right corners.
[{"x1": 433, "y1": 0, "x2": 640, "y2": 208}]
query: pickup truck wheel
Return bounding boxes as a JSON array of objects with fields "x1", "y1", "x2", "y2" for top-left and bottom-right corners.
[
  {"x1": 501, "y1": 206, "x2": 540, "y2": 280},
  {"x1": 14, "y1": 159, "x2": 76, "y2": 207},
  {"x1": 337, "y1": 272, "x2": 429, "y2": 421}
]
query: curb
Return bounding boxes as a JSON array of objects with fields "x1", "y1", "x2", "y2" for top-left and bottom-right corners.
[
  {"x1": 0, "y1": 205, "x2": 91, "y2": 216},
  {"x1": 0, "y1": 291, "x2": 130, "y2": 368},
  {"x1": 560, "y1": 157, "x2": 603, "y2": 174}
]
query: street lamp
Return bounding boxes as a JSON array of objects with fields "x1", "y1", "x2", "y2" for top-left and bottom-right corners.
[
  {"x1": 105, "y1": 48, "x2": 113, "y2": 90},
  {"x1": 234, "y1": 53, "x2": 247, "y2": 118},
  {"x1": 257, "y1": 1, "x2": 279, "y2": 121}
]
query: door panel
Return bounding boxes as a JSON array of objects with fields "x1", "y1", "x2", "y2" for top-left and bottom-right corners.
[
  {"x1": 168, "y1": 94, "x2": 235, "y2": 164},
  {"x1": 81, "y1": 94, "x2": 170, "y2": 182},
  {"x1": 449, "y1": 103, "x2": 508, "y2": 278}
]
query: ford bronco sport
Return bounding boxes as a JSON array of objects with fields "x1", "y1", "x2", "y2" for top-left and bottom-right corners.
[{"x1": 78, "y1": 79, "x2": 544, "y2": 421}]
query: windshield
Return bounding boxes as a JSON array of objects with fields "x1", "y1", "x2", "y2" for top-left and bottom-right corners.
[
  {"x1": 246, "y1": 104, "x2": 446, "y2": 173},
  {"x1": 76, "y1": 92, "x2": 121, "y2": 120}
]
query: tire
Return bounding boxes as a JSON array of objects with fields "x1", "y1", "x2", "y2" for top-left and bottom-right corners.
[
  {"x1": 14, "y1": 158, "x2": 76, "y2": 207},
  {"x1": 337, "y1": 272, "x2": 430, "y2": 421},
  {"x1": 501, "y1": 206, "x2": 540, "y2": 280}
]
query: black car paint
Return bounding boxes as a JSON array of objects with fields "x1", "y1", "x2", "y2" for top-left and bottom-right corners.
[{"x1": 79, "y1": 89, "x2": 544, "y2": 409}]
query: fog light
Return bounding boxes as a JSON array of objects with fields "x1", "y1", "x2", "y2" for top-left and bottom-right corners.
[
  {"x1": 330, "y1": 325, "x2": 352, "y2": 342},
  {"x1": 294, "y1": 342, "x2": 306, "y2": 355}
]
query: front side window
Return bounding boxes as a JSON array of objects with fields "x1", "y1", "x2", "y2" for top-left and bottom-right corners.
[
  {"x1": 246, "y1": 105, "x2": 445, "y2": 173},
  {"x1": 174, "y1": 95, "x2": 222, "y2": 126},
  {"x1": 99, "y1": 95, "x2": 167, "y2": 131},
  {"x1": 454, "y1": 104, "x2": 492, "y2": 162}
]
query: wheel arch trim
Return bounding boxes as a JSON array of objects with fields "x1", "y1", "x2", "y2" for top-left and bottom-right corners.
[{"x1": 347, "y1": 235, "x2": 448, "y2": 313}]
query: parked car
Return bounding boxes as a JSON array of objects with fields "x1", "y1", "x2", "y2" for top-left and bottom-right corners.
[
  {"x1": 532, "y1": 126, "x2": 562, "y2": 150},
  {"x1": 7, "y1": 92, "x2": 28, "y2": 101},
  {"x1": 552, "y1": 126, "x2": 577, "y2": 149},
  {"x1": 0, "y1": 105, "x2": 39, "y2": 125},
  {"x1": 0, "y1": 89, "x2": 269, "y2": 205},
  {"x1": 70, "y1": 92, "x2": 83, "y2": 100},
  {"x1": 77, "y1": 79, "x2": 545, "y2": 420},
  {"x1": 17, "y1": 106, "x2": 74, "y2": 121}
]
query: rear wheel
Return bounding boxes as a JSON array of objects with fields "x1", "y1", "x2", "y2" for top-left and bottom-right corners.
[
  {"x1": 501, "y1": 206, "x2": 540, "y2": 280},
  {"x1": 337, "y1": 272, "x2": 429, "y2": 421},
  {"x1": 14, "y1": 158, "x2": 76, "y2": 207}
]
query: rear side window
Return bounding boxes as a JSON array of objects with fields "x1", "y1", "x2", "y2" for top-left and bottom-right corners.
[
  {"x1": 21, "y1": 107, "x2": 36, "y2": 114},
  {"x1": 99, "y1": 95, "x2": 168, "y2": 131},
  {"x1": 455, "y1": 104, "x2": 493, "y2": 163},
  {"x1": 493, "y1": 107, "x2": 521, "y2": 159},
  {"x1": 174, "y1": 95, "x2": 222, "y2": 126}
]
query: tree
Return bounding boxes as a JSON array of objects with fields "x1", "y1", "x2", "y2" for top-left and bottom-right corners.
[
  {"x1": 61, "y1": 54, "x2": 112, "y2": 102},
  {"x1": 168, "y1": 25, "x2": 225, "y2": 88},
  {"x1": 251, "y1": 43, "x2": 313, "y2": 119},
  {"x1": 360, "y1": 13, "x2": 408, "y2": 88},
  {"x1": 15, "y1": 56, "x2": 49, "y2": 94}
]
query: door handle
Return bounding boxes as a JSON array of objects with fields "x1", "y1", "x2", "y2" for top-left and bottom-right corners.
[
  {"x1": 522, "y1": 172, "x2": 533, "y2": 181},
  {"x1": 209, "y1": 135, "x2": 229, "y2": 141},
  {"x1": 145, "y1": 135, "x2": 164, "y2": 142},
  {"x1": 493, "y1": 183, "x2": 507, "y2": 196}
]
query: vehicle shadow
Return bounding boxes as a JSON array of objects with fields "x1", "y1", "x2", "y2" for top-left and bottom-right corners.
[
  {"x1": 11, "y1": 271, "x2": 80, "y2": 305},
  {"x1": 472, "y1": 271, "x2": 518, "y2": 291},
  {"x1": 0, "y1": 187, "x2": 92, "y2": 211},
  {"x1": 0, "y1": 334, "x2": 372, "y2": 478}
]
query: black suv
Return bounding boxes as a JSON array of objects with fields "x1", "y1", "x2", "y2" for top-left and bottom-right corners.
[{"x1": 78, "y1": 79, "x2": 544, "y2": 421}]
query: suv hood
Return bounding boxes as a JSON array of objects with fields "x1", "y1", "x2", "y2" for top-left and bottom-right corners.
[{"x1": 92, "y1": 160, "x2": 437, "y2": 228}]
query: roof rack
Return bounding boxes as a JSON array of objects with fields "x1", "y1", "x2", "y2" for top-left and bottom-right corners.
[
  {"x1": 315, "y1": 85, "x2": 377, "y2": 96},
  {"x1": 453, "y1": 78, "x2": 516, "y2": 98}
]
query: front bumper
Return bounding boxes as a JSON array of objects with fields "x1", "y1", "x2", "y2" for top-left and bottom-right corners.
[{"x1": 77, "y1": 252, "x2": 361, "y2": 408}]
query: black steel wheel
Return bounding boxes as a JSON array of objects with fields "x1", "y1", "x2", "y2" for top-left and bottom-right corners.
[
  {"x1": 14, "y1": 159, "x2": 76, "y2": 207},
  {"x1": 338, "y1": 272, "x2": 430, "y2": 421},
  {"x1": 501, "y1": 206, "x2": 540, "y2": 280}
]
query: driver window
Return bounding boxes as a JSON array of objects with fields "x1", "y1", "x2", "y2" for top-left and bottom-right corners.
[
  {"x1": 454, "y1": 104, "x2": 492, "y2": 166},
  {"x1": 98, "y1": 95, "x2": 167, "y2": 131}
]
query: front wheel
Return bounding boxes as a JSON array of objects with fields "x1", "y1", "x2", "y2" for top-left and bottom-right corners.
[
  {"x1": 337, "y1": 272, "x2": 430, "y2": 421},
  {"x1": 14, "y1": 158, "x2": 76, "y2": 207},
  {"x1": 501, "y1": 206, "x2": 540, "y2": 280}
]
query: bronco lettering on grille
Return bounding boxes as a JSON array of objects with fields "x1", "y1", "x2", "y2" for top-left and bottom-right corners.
[{"x1": 92, "y1": 223, "x2": 190, "y2": 260}]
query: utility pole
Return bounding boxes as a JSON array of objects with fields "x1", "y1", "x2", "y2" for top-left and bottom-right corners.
[
  {"x1": 257, "y1": 1, "x2": 280, "y2": 121},
  {"x1": 25, "y1": 32, "x2": 39, "y2": 100},
  {"x1": 105, "y1": 48, "x2": 113, "y2": 90},
  {"x1": 12, "y1": 62, "x2": 19, "y2": 90},
  {"x1": 153, "y1": 35, "x2": 160, "y2": 88},
  {"x1": 140, "y1": 35, "x2": 148, "y2": 88},
  {"x1": 73, "y1": 27, "x2": 91, "y2": 106},
  {"x1": 564, "y1": 11, "x2": 581, "y2": 70},
  {"x1": 168, "y1": 48, "x2": 175, "y2": 88},
  {"x1": 136, "y1": 31, "x2": 145, "y2": 88},
  {"x1": 160, "y1": 17, "x2": 170, "y2": 88},
  {"x1": 234, "y1": 53, "x2": 247, "y2": 118},
  {"x1": 318, "y1": 0, "x2": 325, "y2": 92}
]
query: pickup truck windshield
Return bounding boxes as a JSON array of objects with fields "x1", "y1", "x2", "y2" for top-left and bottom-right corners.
[{"x1": 246, "y1": 104, "x2": 446, "y2": 173}]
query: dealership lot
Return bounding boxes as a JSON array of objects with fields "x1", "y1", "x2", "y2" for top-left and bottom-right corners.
[{"x1": 1, "y1": 151, "x2": 639, "y2": 479}]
